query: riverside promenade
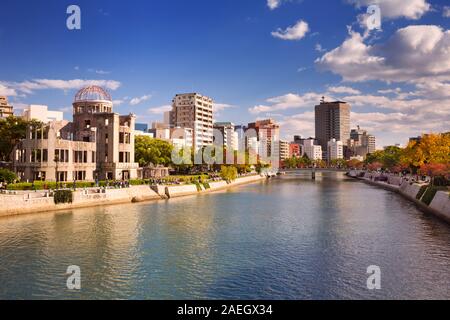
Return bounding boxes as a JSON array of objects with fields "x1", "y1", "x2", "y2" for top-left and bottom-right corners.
[
  {"x1": 0, "y1": 174, "x2": 266, "y2": 218},
  {"x1": 348, "y1": 170, "x2": 450, "y2": 224}
]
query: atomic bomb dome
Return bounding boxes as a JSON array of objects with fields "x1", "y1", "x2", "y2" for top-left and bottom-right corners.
[
  {"x1": 74, "y1": 85, "x2": 112, "y2": 102},
  {"x1": 73, "y1": 85, "x2": 113, "y2": 115}
]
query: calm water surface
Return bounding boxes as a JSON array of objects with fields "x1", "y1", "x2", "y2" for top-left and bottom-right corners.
[{"x1": 0, "y1": 173, "x2": 449, "y2": 299}]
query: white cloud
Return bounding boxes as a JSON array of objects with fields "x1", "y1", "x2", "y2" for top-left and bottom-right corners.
[
  {"x1": 267, "y1": 0, "x2": 281, "y2": 10},
  {"x1": 255, "y1": 85, "x2": 450, "y2": 147},
  {"x1": 347, "y1": 0, "x2": 431, "y2": 20},
  {"x1": 327, "y1": 86, "x2": 361, "y2": 95},
  {"x1": 113, "y1": 99, "x2": 124, "y2": 106},
  {"x1": 2, "y1": 79, "x2": 121, "y2": 95},
  {"x1": 443, "y1": 6, "x2": 450, "y2": 18},
  {"x1": 315, "y1": 43, "x2": 326, "y2": 53},
  {"x1": 0, "y1": 84, "x2": 17, "y2": 96},
  {"x1": 271, "y1": 20, "x2": 309, "y2": 41},
  {"x1": 316, "y1": 25, "x2": 450, "y2": 83},
  {"x1": 147, "y1": 105, "x2": 172, "y2": 115},
  {"x1": 249, "y1": 92, "x2": 330, "y2": 114},
  {"x1": 130, "y1": 94, "x2": 152, "y2": 106},
  {"x1": 95, "y1": 70, "x2": 111, "y2": 75},
  {"x1": 279, "y1": 111, "x2": 316, "y2": 139},
  {"x1": 213, "y1": 103, "x2": 235, "y2": 112}
]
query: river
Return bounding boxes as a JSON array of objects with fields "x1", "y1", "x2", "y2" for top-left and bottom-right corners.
[{"x1": 0, "y1": 173, "x2": 449, "y2": 299}]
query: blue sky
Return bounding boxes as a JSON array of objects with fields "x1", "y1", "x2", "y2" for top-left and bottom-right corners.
[{"x1": 0, "y1": 0, "x2": 449, "y2": 147}]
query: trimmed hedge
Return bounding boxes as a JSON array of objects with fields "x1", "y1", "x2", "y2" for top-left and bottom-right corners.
[
  {"x1": 6, "y1": 174, "x2": 212, "y2": 191},
  {"x1": 54, "y1": 190, "x2": 73, "y2": 204},
  {"x1": 7, "y1": 181, "x2": 98, "y2": 191}
]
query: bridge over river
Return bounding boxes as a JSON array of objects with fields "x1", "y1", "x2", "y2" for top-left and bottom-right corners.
[{"x1": 281, "y1": 168, "x2": 348, "y2": 179}]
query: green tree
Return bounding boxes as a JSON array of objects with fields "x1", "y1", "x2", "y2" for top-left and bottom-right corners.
[
  {"x1": 0, "y1": 116, "x2": 30, "y2": 161},
  {"x1": 220, "y1": 165, "x2": 238, "y2": 182},
  {"x1": 381, "y1": 146, "x2": 402, "y2": 169},
  {"x1": 0, "y1": 168, "x2": 17, "y2": 183},
  {"x1": 283, "y1": 157, "x2": 298, "y2": 169},
  {"x1": 135, "y1": 136, "x2": 173, "y2": 167}
]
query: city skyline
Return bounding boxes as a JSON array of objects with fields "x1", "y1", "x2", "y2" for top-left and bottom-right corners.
[{"x1": 0, "y1": 0, "x2": 449, "y2": 148}]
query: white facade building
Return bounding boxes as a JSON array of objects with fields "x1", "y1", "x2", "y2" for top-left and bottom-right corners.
[
  {"x1": 327, "y1": 139, "x2": 344, "y2": 161},
  {"x1": 303, "y1": 139, "x2": 323, "y2": 161},
  {"x1": 214, "y1": 122, "x2": 239, "y2": 151},
  {"x1": 22, "y1": 105, "x2": 64, "y2": 123},
  {"x1": 171, "y1": 127, "x2": 194, "y2": 149}
]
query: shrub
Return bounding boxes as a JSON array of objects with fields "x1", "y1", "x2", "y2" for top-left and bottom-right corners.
[
  {"x1": 220, "y1": 166, "x2": 238, "y2": 183},
  {"x1": 54, "y1": 190, "x2": 73, "y2": 204},
  {"x1": 0, "y1": 168, "x2": 17, "y2": 184},
  {"x1": 203, "y1": 182, "x2": 210, "y2": 189}
]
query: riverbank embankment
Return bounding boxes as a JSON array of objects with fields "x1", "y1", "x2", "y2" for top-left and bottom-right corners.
[
  {"x1": 348, "y1": 170, "x2": 450, "y2": 224},
  {"x1": 0, "y1": 174, "x2": 266, "y2": 218}
]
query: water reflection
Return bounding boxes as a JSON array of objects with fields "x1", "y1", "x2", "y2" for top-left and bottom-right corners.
[{"x1": 0, "y1": 173, "x2": 449, "y2": 299}]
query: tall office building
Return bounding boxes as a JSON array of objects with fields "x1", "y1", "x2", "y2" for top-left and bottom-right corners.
[
  {"x1": 170, "y1": 93, "x2": 213, "y2": 150},
  {"x1": 315, "y1": 100, "x2": 351, "y2": 160},
  {"x1": 0, "y1": 96, "x2": 14, "y2": 119}
]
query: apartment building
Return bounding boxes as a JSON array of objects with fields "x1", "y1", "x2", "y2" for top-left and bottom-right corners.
[
  {"x1": 169, "y1": 93, "x2": 213, "y2": 150},
  {"x1": 214, "y1": 122, "x2": 238, "y2": 151},
  {"x1": 0, "y1": 96, "x2": 14, "y2": 119},
  {"x1": 247, "y1": 119, "x2": 280, "y2": 160},
  {"x1": 278, "y1": 140, "x2": 290, "y2": 161}
]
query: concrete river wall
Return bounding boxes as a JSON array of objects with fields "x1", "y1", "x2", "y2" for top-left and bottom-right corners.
[
  {"x1": 348, "y1": 170, "x2": 450, "y2": 224},
  {"x1": 0, "y1": 175, "x2": 266, "y2": 217}
]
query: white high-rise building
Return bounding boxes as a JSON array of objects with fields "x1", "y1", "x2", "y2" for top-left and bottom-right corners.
[
  {"x1": 278, "y1": 140, "x2": 290, "y2": 161},
  {"x1": 214, "y1": 122, "x2": 239, "y2": 151},
  {"x1": 327, "y1": 139, "x2": 344, "y2": 161},
  {"x1": 170, "y1": 93, "x2": 213, "y2": 150}
]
